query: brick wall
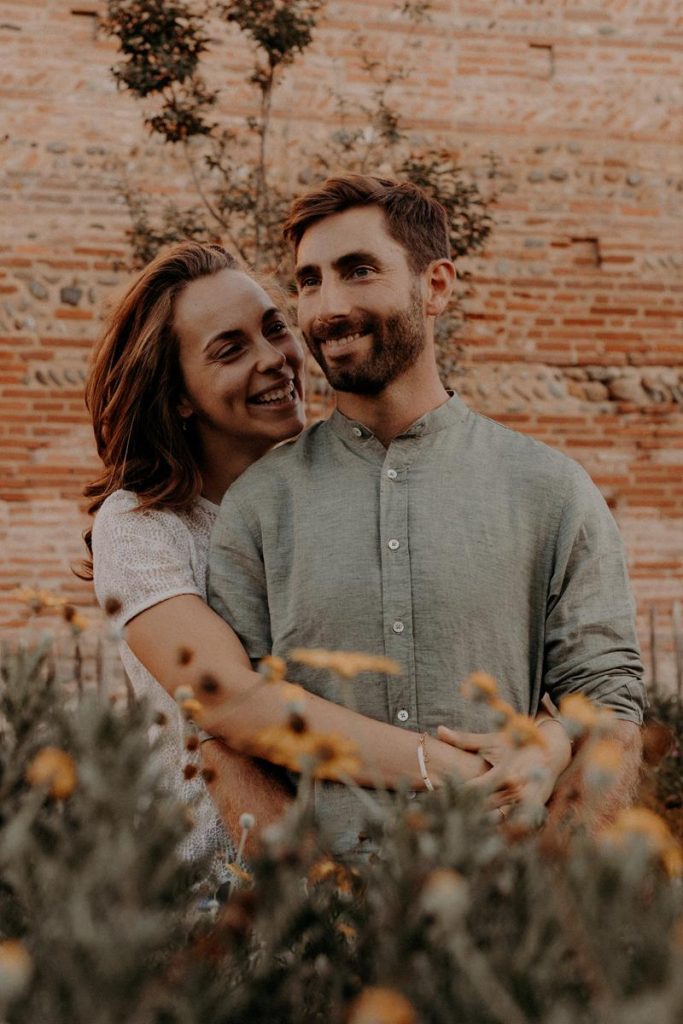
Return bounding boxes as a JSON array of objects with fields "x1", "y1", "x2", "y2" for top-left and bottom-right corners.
[{"x1": 1, "y1": 0, "x2": 681, "y2": 687}]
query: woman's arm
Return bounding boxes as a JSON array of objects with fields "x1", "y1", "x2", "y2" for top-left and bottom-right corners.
[{"x1": 125, "y1": 593, "x2": 487, "y2": 790}]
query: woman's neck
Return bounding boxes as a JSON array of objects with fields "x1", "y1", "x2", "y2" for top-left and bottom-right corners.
[{"x1": 196, "y1": 433, "x2": 270, "y2": 505}]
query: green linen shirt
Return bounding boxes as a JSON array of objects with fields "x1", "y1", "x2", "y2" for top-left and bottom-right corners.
[{"x1": 208, "y1": 393, "x2": 645, "y2": 854}]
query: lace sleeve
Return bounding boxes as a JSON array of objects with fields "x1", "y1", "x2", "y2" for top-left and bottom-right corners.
[{"x1": 92, "y1": 490, "x2": 203, "y2": 630}]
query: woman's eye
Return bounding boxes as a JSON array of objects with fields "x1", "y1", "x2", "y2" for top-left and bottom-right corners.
[
  {"x1": 216, "y1": 345, "x2": 242, "y2": 361},
  {"x1": 269, "y1": 320, "x2": 289, "y2": 336}
]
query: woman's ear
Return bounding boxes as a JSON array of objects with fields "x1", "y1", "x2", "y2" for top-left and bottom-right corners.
[
  {"x1": 177, "y1": 395, "x2": 194, "y2": 420},
  {"x1": 424, "y1": 260, "x2": 456, "y2": 318}
]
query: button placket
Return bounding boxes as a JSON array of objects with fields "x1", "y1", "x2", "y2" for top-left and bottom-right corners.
[{"x1": 380, "y1": 444, "x2": 416, "y2": 724}]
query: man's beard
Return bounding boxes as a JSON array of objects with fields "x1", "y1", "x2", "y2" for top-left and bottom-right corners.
[{"x1": 303, "y1": 285, "x2": 426, "y2": 396}]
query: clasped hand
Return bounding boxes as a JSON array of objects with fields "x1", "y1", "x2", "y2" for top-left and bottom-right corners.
[{"x1": 437, "y1": 720, "x2": 572, "y2": 816}]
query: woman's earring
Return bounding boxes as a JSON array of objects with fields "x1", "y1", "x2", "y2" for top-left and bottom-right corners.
[{"x1": 181, "y1": 418, "x2": 188, "y2": 432}]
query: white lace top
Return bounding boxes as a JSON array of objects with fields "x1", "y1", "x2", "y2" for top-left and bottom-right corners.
[{"x1": 91, "y1": 489, "x2": 232, "y2": 866}]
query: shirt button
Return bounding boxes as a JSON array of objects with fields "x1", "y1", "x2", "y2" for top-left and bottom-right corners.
[
  {"x1": 352, "y1": 427, "x2": 363, "y2": 437},
  {"x1": 397, "y1": 708, "x2": 409, "y2": 722},
  {"x1": 392, "y1": 620, "x2": 404, "y2": 634},
  {"x1": 387, "y1": 469, "x2": 398, "y2": 480},
  {"x1": 388, "y1": 539, "x2": 400, "y2": 551}
]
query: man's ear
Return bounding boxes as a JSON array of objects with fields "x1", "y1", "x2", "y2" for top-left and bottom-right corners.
[{"x1": 424, "y1": 260, "x2": 456, "y2": 317}]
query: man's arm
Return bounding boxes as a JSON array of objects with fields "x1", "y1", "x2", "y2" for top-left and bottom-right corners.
[
  {"x1": 541, "y1": 465, "x2": 645, "y2": 829},
  {"x1": 547, "y1": 720, "x2": 642, "y2": 833}
]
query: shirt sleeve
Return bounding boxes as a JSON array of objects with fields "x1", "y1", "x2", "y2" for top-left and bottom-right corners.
[
  {"x1": 207, "y1": 492, "x2": 271, "y2": 664},
  {"x1": 91, "y1": 493, "x2": 203, "y2": 631},
  {"x1": 543, "y1": 464, "x2": 646, "y2": 725}
]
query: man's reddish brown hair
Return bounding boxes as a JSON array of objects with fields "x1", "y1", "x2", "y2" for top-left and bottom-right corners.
[{"x1": 282, "y1": 173, "x2": 451, "y2": 273}]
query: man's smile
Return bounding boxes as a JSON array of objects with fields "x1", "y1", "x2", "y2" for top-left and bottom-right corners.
[{"x1": 320, "y1": 332, "x2": 372, "y2": 358}]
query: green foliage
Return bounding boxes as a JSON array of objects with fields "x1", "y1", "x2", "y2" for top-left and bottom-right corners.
[
  {"x1": 2, "y1": 638, "x2": 683, "y2": 1023},
  {"x1": 102, "y1": 0, "x2": 498, "y2": 346},
  {"x1": 219, "y1": 0, "x2": 323, "y2": 72},
  {"x1": 0, "y1": 638, "x2": 200, "y2": 1024},
  {"x1": 103, "y1": 0, "x2": 216, "y2": 140}
]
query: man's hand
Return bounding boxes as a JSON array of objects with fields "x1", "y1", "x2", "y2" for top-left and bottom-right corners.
[
  {"x1": 201, "y1": 739, "x2": 294, "y2": 857},
  {"x1": 437, "y1": 719, "x2": 572, "y2": 813}
]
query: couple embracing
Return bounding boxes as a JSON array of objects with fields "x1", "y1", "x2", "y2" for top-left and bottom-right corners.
[{"x1": 83, "y1": 174, "x2": 645, "y2": 865}]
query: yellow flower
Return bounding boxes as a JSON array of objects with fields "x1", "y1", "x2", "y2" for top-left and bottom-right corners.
[
  {"x1": 348, "y1": 987, "x2": 417, "y2": 1024},
  {"x1": 180, "y1": 698, "x2": 204, "y2": 723},
  {"x1": 559, "y1": 693, "x2": 599, "y2": 730},
  {"x1": 601, "y1": 806, "x2": 683, "y2": 878},
  {"x1": 337, "y1": 921, "x2": 357, "y2": 943},
  {"x1": 26, "y1": 747, "x2": 77, "y2": 799},
  {"x1": 420, "y1": 868, "x2": 468, "y2": 919},
  {"x1": 63, "y1": 605, "x2": 89, "y2": 633},
  {"x1": 250, "y1": 722, "x2": 360, "y2": 780},
  {"x1": 225, "y1": 862, "x2": 253, "y2": 885},
  {"x1": 502, "y1": 713, "x2": 545, "y2": 748},
  {"x1": 584, "y1": 738, "x2": 623, "y2": 776},
  {"x1": 309, "y1": 734, "x2": 361, "y2": 781},
  {"x1": 14, "y1": 586, "x2": 66, "y2": 614},
  {"x1": 258, "y1": 654, "x2": 287, "y2": 682},
  {"x1": 308, "y1": 858, "x2": 353, "y2": 893},
  {"x1": 278, "y1": 682, "x2": 307, "y2": 707},
  {"x1": 0, "y1": 939, "x2": 33, "y2": 1002},
  {"x1": 460, "y1": 671, "x2": 499, "y2": 702},
  {"x1": 290, "y1": 647, "x2": 400, "y2": 680}
]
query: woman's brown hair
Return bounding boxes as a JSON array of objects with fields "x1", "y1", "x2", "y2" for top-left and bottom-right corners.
[{"x1": 78, "y1": 241, "x2": 239, "y2": 579}]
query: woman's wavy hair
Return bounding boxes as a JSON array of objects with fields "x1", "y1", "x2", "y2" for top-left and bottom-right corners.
[{"x1": 78, "y1": 241, "x2": 240, "y2": 579}]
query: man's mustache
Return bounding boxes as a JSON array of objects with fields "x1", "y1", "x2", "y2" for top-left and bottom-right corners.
[{"x1": 308, "y1": 316, "x2": 375, "y2": 346}]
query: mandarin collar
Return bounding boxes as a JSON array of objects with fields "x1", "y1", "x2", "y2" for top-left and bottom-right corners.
[{"x1": 328, "y1": 392, "x2": 470, "y2": 446}]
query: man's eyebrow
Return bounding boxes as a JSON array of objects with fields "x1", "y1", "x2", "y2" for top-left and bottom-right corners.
[
  {"x1": 295, "y1": 251, "x2": 382, "y2": 285},
  {"x1": 334, "y1": 250, "x2": 382, "y2": 273},
  {"x1": 294, "y1": 263, "x2": 319, "y2": 286}
]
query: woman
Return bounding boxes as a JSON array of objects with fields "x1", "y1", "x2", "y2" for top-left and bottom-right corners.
[{"x1": 83, "y1": 242, "x2": 571, "y2": 865}]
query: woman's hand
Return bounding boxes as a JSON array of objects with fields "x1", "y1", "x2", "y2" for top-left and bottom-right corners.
[{"x1": 437, "y1": 718, "x2": 572, "y2": 813}]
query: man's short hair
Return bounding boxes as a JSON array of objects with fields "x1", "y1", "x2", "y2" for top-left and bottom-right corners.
[{"x1": 282, "y1": 173, "x2": 451, "y2": 273}]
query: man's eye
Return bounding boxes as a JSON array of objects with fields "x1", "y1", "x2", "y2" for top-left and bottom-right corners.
[
  {"x1": 299, "y1": 277, "x2": 319, "y2": 290},
  {"x1": 349, "y1": 266, "x2": 373, "y2": 279}
]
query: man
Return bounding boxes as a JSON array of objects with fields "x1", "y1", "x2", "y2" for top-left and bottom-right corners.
[{"x1": 208, "y1": 175, "x2": 645, "y2": 855}]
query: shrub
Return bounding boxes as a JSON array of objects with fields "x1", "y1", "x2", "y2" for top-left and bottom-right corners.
[{"x1": 2, "y1": 635, "x2": 682, "y2": 1024}]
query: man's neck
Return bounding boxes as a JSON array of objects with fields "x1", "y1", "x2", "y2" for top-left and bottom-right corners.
[{"x1": 335, "y1": 362, "x2": 450, "y2": 447}]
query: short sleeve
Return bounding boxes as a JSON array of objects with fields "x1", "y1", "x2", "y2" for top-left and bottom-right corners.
[
  {"x1": 544, "y1": 465, "x2": 646, "y2": 724},
  {"x1": 208, "y1": 492, "x2": 271, "y2": 663},
  {"x1": 92, "y1": 491, "x2": 203, "y2": 630}
]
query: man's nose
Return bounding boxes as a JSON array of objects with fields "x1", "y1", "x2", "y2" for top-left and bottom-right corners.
[{"x1": 315, "y1": 277, "x2": 352, "y2": 322}]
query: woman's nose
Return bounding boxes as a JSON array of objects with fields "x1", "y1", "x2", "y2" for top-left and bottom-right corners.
[{"x1": 254, "y1": 339, "x2": 287, "y2": 374}]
